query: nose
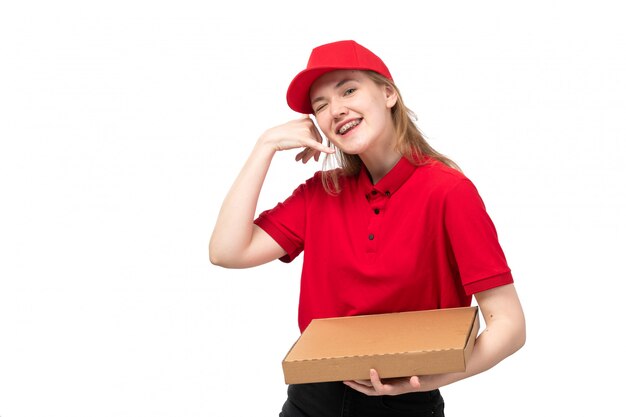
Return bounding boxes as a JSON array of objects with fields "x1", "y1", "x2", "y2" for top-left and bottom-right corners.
[{"x1": 329, "y1": 99, "x2": 347, "y2": 119}]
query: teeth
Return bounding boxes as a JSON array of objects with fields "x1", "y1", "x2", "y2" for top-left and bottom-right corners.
[{"x1": 339, "y1": 120, "x2": 360, "y2": 134}]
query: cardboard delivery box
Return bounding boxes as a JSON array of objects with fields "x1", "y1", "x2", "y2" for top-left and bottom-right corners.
[{"x1": 282, "y1": 306, "x2": 479, "y2": 384}]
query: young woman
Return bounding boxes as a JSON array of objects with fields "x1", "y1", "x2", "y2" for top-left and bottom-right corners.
[{"x1": 210, "y1": 40, "x2": 526, "y2": 417}]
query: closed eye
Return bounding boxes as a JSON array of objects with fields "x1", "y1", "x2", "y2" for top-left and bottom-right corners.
[{"x1": 314, "y1": 103, "x2": 327, "y2": 114}]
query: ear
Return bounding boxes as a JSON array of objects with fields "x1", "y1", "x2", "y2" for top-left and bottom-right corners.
[{"x1": 384, "y1": 85, "x2": 398, "y2": 109}]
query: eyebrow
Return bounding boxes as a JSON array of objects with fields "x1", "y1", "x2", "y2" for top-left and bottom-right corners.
[{"x1": 311, "y1": 78, "x2": 357, "y2": 106}]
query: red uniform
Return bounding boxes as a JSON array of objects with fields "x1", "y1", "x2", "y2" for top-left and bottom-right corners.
[{"x1": 255, "y1": 158, "x2": 513, "y2": 333}]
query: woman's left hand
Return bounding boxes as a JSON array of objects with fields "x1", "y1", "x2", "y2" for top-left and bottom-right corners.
[{"x1": 343, "y1": 369, "x2": 436, "y2": 396}]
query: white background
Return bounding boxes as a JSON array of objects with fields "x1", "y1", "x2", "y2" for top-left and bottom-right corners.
[{"x1": 1, "y1": 1, "x2": 625, "y2": 416}]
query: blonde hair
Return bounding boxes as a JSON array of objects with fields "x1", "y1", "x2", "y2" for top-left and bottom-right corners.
[{"x1": 320, "y1": 71, "x2": 460, "y2": 194}]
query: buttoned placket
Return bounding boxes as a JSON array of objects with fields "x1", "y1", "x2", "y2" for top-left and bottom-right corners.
[{"x1": 364, "y1": 188, "x2": 392, "y2": 259}]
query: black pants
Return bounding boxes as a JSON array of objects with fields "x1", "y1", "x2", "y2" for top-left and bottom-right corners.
[{"x1": 279, "y1": 382, "x2": 445, "y2": 417}]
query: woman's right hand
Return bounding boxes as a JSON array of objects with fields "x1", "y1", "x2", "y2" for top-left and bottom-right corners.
[
  {"x1": 259, "y1": 116, "x2": 335, "y2": 164},
  {"x1": 210, "y1": 116, "x2": 335, "y2": 268}
]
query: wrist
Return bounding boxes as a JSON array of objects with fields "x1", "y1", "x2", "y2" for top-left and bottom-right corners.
[{"x1": 254, "y1": 132, "x2": 279, "y2": 156}]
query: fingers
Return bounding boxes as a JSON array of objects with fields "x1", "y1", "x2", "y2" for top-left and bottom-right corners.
[
  {"x1": 343, "y1": 380, "x2": 374, "y2": 396},
  {"x1": 343, "y1": 369, "x2": 421, "y2": 397},
  {"x1": 265, "y1": 116, "x2": 334, "y2": 163},
  {"x1": 302, "y1": 135, "x2": 334, "y2": 155},
  {"x1": 297, "y1": 116, "x2": 333, "y2": 158},
  {"x1": 369, "y1": 369, "x2": 392, "y2": 395},
  {"x1": 354, "y1": 379, "x2": 373, "y2": 387},
  {"x1": 295, "y1": 147, "x2": 324, "y2": 164},
  {"x1": 294, "y1": 126, "x2": 331, "y2": 164}
]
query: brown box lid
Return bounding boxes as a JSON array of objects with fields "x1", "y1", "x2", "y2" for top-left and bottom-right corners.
[{"x1": 282, "y1": 306, "x2": 479, "y2": 384}]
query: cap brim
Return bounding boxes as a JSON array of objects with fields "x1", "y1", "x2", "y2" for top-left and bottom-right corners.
[{"x1": 286, "y1": 67, "x2": 340, "y2": 114}]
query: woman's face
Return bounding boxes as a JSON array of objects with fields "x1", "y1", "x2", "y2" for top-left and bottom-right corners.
[{"x1": 310, "y1": 70, "x2": 397, "y2": 157}]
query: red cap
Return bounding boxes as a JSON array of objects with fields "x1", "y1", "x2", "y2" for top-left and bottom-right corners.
[{"x1": 286, "y1": 40, "x2": 393, "y2": 114}]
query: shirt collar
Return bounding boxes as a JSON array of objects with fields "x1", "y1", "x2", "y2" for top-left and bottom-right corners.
[{"x1": 358, "y1": 156, "x2": 418, "y2": 198}]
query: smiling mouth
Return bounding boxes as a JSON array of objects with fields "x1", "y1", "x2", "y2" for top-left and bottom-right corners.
[{"x1": 337, "y1": 119, "x2": 362, "y2": 135}]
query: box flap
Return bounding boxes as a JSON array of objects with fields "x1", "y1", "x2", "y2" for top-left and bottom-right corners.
[{"x1": 285, "y1": 307, "x2": 478, "y2": 362}]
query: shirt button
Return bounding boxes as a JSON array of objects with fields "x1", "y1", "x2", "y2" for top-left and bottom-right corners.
[
  {"x1": 371, "y1": 190, "x2": 378, "y2": 195},
  {"x1": 374, "y1": 208, "x2": 380, "y2": 214},
  {"x1": 368, "y1": 234, "x2": 375, "y2": 240},
  {"x1": 385, "y1": 191, "x2": 391, "y2": 196}
]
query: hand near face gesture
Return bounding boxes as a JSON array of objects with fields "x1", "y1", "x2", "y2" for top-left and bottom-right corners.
[{"x1": 259, "y1": 116, "x2": 334, "y2": 164}]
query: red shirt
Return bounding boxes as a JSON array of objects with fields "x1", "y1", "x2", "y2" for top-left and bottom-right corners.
[{"x1": 254, "y1": 158, "x2": 513, "y2": 333}]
